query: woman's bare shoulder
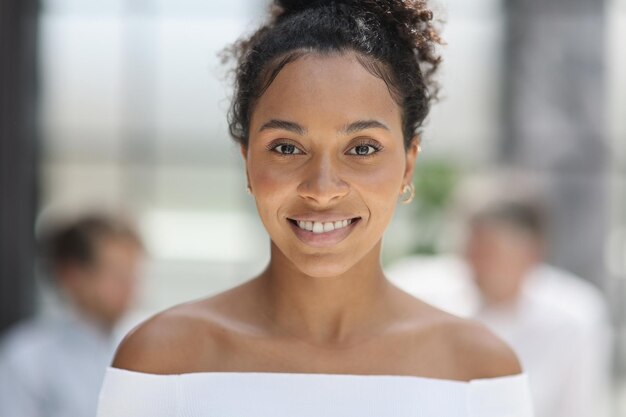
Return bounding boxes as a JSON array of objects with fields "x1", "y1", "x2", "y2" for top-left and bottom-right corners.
[
  {"x1": 111, "y1": 299, "x2": 229, "y2": 375},
  {"x1": 440, "y1": 315, "x2": 523, "y2": 380},
  {"x1": 391, "y1": 293, "x2": 523, "y2": 381},
  {"x1": 111, "y1": 277, "x2": 264, "y2": 374}
]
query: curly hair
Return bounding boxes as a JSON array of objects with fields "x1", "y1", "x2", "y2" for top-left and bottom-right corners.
[{"x1": 221, "y1": 0, "x2": 444, "y2": 150}]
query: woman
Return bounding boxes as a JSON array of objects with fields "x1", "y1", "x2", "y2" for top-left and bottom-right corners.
[{"x1": 96, "y1": 0, "x2": 535, "y2": 416}]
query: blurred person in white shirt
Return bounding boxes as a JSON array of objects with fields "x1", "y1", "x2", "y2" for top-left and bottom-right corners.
[
  {"x1": 463, "y1": 193, "x2": 614, "y2": 417},
  {"x1": 0, "y1": 214, "x2": 145, "y2": 417},
  {"x1": 387, "y1": 178, "x2": 614, "y2": 417}
]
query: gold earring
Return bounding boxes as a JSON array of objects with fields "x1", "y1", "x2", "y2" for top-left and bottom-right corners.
[{"x1": 400, "y1": 183, "x2": 415, "y2": 204}]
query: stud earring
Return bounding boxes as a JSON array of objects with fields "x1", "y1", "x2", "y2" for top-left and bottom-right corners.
[
  {"x1": 400, "y1": 183, "x2": 415, "y2": 204},
  {"x1": 246, "y1": 184, "x2": 252, "y2": 195}
]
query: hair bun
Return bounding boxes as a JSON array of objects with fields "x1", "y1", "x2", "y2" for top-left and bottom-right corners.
[{"x1": 275, "y1": 0, "x2": 353, "y2": 13}]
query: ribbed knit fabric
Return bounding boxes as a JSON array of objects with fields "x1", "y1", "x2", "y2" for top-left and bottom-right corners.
[{"x1": 97, "y1": 367, "x2": 534, "y2": 417}]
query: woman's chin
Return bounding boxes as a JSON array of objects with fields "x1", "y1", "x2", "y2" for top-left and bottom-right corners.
[{"x1": 286, "y1": 252, "x2": 358, "y2": 279}]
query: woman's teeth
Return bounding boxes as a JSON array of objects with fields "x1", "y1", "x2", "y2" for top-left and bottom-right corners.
[{"x1": 295, "y1": 218, "x2": 354, "y2": 234}]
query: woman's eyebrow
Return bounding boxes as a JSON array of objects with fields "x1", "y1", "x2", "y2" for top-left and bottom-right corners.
[
  {"x1": 258, "y1": 118, "x2": 390, "y2": 135},
  {"x1": 258, "y1": 119, "x2": 306, "y2": 135},
  {"x1": 340, "y1": 119, "x2": 390, "y2": 134}
]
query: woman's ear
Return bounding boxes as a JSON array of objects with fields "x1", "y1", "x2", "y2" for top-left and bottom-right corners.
[{"x1": 403, "y1": 135, "x2": 420, "y2": 185}]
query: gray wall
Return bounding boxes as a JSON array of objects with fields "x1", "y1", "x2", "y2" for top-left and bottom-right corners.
[{"x1": 0, "y1": 0, "x2": 40, "y2": 332}]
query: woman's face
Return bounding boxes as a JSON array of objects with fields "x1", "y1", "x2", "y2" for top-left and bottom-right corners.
[{"x1": 243, "y1": 52, "x2": 418, "y2": 278}]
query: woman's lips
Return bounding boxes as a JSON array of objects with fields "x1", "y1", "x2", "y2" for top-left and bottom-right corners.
[{"x1": 287, "y1": 217, "x2": 361, "y2": 248}]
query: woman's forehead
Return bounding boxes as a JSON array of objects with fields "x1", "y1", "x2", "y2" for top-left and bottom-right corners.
[{"x1": 250, "y1": 52, "x2": 403, "y2": 135}]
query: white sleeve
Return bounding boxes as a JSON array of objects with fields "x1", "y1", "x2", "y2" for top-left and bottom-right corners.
[
  {"x1": 468, "y1": 373, "x2": 535, "y2": 417},
  {"x1": 96, "y1": 367, "x2": 180, "y2": 417}
]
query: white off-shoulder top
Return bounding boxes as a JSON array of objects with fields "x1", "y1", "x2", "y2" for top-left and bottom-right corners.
[{"x1": 96, "y1": 367, "x2": 534, "y2": 417}]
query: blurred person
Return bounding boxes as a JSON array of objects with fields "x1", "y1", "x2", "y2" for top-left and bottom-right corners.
[
  {"x1": 386, "y1": 175, "x2": 614, "y2": 417},
  {"x1": 95, "y1": 1, "x2": 535, "y2": 417},
  {"x1": 463, "y1": 194, "x2": 614, "y2": 417},
  {"x1": 0, "y1": 215, "x2": 144, "y2": 417}
]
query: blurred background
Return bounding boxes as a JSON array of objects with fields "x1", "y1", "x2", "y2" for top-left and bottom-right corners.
[{"x1": 0, "y1": 0, "x2": 624, "y2": 416}]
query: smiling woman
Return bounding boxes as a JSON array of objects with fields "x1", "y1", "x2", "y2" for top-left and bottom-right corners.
[
  {"x1": 244, "y1": 52, "x2": 416, "y2": 277},
  {"x1": 96, "y1": 1, "x2": 535, "y2": 416}
]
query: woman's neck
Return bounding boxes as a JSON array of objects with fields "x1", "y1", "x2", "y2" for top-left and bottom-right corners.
[{"x1": 255, "y1": 240, "x2": 395, "y2": 347}]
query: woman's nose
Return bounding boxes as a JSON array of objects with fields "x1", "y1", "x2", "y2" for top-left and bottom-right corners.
[{"x1": 297, "y1": 154, "x2": 349, "y2": 205}]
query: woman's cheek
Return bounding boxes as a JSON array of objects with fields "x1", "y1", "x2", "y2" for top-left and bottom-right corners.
[
  {"x1": 358, "y1": 164, "x2": 405, "y2": 224},
  {"x1": 248, "y1": 165, "x2": 281, "y2": 200},
  {"x1": 250, "y1": 164, "x2": 293, "y2": 225},
  {"x1": 351, "y1": 160, "x2": 404, "y2": 198}
]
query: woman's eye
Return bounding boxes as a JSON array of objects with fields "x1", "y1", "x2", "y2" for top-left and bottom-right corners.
[
  {"x1": 272, "y1": 143, "x2": 303, "y2": 155},
  {"x1": 348, "y1": 144, "x2": 379, "y2": 156}
]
